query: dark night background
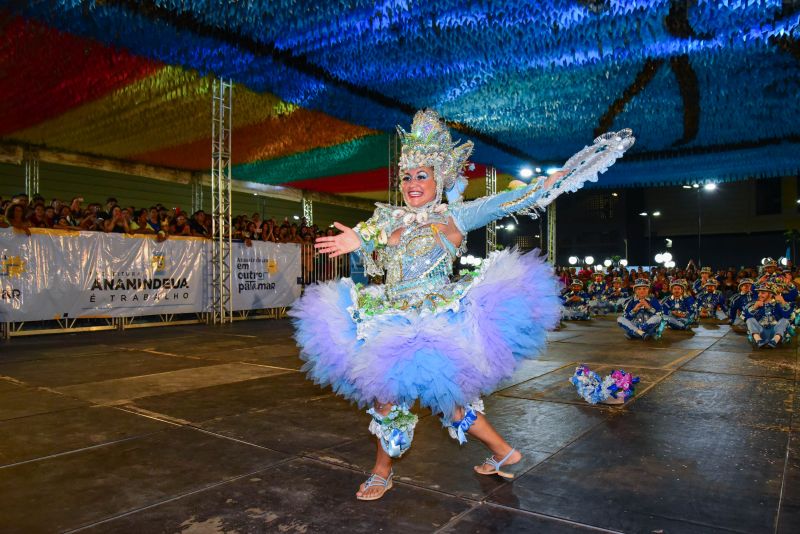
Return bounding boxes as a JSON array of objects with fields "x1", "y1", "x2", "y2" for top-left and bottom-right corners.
[{"x1": 466, "y1": 175, "x2": 798, "y2": 269}]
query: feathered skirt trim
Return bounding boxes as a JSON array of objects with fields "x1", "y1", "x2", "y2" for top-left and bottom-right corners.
[{"x1": 289, "y1": 248, "x2": 562, "y2": 416}]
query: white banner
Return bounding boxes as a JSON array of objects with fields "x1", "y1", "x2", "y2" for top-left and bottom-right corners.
[
  {"x1": 86, "y1": 234, "x2": 207, "y2": 317},
  {"x1": 0, "y1": 230, "x2": 301, "y2": 322},
  {"x1": 231, "y1": 241, "x2": 302, "y2": 311},
  {"x1": 0, "y1": 229, "x2": 207, "y2": 321}
]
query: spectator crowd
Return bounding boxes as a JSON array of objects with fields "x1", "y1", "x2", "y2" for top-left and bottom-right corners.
[
  {"x1": 1, "y1": 192, "x2": 347, "y2": 284},
  {"x1": 556, "y1": 258, "x2": 798, "y2": 349},
  {"x1": 0, "y1": 192, "x2": 339, "y2": 244}
]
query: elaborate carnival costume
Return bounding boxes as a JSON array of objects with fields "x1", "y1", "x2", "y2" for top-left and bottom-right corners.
[
  {"x1": 291, "y1": 110, "x2": 633, "y2": 470},
  {"x1": 775, "y1": 272, "x2": 797, "y2": 341},
  {"x1": 728, "y1": 278, "x2": 755, "y2": 329},
  {"x1": 604, "y1": 277, "x2": 629, "y2": 312},
  {"x1": 561, "y1": 279, "x2": 591, "y2": 320},
  {"x1": 744, "y1": 282, "x2": 790, "y2": 348},
  {"x1": 697, "y1": 279, "x2": 728, "y2": 320},
  {"x1": 587, "y1": 273, "x2": 611, "y2": 314},
  {"x1": 659, "y1": 279, "x2": 696, "y2": 330},
  {"x1": 692, "y1": 266, "x2": 713, "y2": 295},
  {"x1": 757, "y1": 258, "x2": 781, "y2": 286},
  {"x1": 617, "y1": 278, "x2": 663, "y2": 340}
]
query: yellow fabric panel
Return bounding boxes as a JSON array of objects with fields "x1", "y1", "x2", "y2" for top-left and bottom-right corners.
[{"x1": 10, "y1": 66, "x2": 296, "y2": 158}]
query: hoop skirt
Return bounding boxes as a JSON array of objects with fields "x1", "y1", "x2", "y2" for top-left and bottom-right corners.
[{"x1": 290, "y1": 248, "x2": 561, "y2": 416}]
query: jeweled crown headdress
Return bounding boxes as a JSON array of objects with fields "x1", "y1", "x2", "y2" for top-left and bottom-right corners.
[{"x1": 397, "y1": 109, "x2": 474, "y2": 205}]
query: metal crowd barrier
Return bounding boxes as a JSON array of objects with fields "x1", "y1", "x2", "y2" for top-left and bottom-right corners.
[
  {"x1": 1, "y1": 244, "x2": 354, "y2": 341},
  {"x1": 300, "y1": 244, "x2": 351, "y2": 286}
]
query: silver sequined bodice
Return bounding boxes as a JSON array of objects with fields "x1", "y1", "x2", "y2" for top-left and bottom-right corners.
[{"x1": 380, "y1": 225, "x2": 456, "y2": 305}]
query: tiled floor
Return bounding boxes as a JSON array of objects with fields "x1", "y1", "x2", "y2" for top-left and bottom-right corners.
[{"x1": 0, "y1": 317, "x2": 796, "y2": 533}]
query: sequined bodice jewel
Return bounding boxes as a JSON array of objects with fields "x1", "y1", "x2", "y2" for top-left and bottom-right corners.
[{"x1": 380, "y1": 224, "x2": 455, "y2": 304}]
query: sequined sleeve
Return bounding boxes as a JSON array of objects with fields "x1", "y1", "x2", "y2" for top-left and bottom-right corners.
[
  {"x1": 352, "y1": 210, "x2": 389, "y2": 277},
  {"x1": 448, "y1": 177, "x2": 547, "y2": 234}
]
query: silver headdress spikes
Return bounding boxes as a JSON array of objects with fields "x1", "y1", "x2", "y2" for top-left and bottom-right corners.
[{"x1": 397, "y1": 109, "x2": 474, "y2": 204}]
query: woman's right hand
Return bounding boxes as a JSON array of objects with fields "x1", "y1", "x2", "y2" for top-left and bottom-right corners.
[{"x1": 314, "y1": 222, "x2": 361, "y2": 257}]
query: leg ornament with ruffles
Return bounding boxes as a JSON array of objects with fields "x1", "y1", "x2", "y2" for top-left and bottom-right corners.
[
  {"x1": 442, "y1": 399, "x2": 484, "y2": 444},
  {"x1": 367, "y1": 404, "x2": 418, "y2": 458}
]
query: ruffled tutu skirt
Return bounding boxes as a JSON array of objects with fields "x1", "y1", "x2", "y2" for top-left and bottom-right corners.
[{"x1": 289, "y1": 248, "x2": 562, "y2": 417}]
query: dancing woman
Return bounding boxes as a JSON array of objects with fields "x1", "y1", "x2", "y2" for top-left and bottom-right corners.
[{"x1": 291, "y1": 110, "x2": 633, "y2": 500}]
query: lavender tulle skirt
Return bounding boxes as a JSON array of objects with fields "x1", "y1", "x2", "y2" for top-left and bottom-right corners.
[{"x1": 290, "y1": 249, "x2": 562, "y2": 417}]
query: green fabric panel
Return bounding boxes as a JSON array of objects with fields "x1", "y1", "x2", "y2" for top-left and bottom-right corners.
[{"x1": 232, "y1": 134, "x2": 390, "y2": 184}]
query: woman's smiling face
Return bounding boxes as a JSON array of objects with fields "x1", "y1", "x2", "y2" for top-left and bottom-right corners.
[{"x1": 400, "y1": 166, "x2": 436, "y2": 208}]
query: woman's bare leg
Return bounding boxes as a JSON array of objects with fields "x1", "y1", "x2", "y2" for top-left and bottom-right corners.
[
  {"x1": 452, "y1": 407, "x2": 522, "y2": 473},
  {"x1": 356, "y1": 403, "x2": 394, "y2": 499}
]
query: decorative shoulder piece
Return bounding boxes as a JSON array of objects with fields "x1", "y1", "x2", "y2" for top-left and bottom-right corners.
[{"x1": 570, "y1": 365, "x2": 639, "y2": 405}]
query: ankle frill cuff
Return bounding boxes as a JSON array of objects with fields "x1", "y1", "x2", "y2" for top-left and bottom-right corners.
[{"x1": 367, "y1": 404, "x2": 418, "y2": 458}]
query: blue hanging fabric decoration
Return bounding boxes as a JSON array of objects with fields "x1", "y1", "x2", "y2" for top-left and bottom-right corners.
[{"x1": 9, "y1": 1, "x2": 800, "y2": 188}]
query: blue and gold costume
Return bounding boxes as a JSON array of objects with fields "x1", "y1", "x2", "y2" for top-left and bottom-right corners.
[
  {"x1": 744, "y1": 282, "x2": 790, "y2": 348},
  {"x1": 604, "y1": 277, "x2": 629, "y2": 313},
  {"x1": 755, "y1": 258, "x2": 781, "y2": 288},
  {"x1": 561, "y1": 279, "x2": 591, "y2": 321},
  {"x1": 697, "y1": 279, "x2": 728, "y2": 321},
  {"x1": 659, "y1": 279, "x2": 696, "y2": 330},
  {"x1": 692, "y1": 266, "x2": 714, "y2": 295},
  {"x1": 586, "y1": 273, "x2": 609, "y2": 314},
  {"x1": 617, "y1": 278, "x2": 663, "y2": 340},
  {"x1": 728, "y1": 278, "x2": 755, "y2": 329}
]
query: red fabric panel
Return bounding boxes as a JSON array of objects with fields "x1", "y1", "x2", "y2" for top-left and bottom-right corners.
[
  {"x1": 0, "y1": 17, "x2": 161, "y2": 135},
  {"x1": 284, "y1": 163, "x2": 488, "y2": 193}
]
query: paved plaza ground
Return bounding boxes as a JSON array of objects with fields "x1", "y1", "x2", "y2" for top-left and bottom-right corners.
[{"x1": 0, "y1": 317, "x2": 797, "y2": 533}]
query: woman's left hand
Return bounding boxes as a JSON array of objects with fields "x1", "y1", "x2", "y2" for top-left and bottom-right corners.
[{"x1": 314, "y1": 222, "x2": 361, "y2": 257}]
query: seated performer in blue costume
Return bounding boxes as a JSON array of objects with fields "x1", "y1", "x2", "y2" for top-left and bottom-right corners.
[
  {"x1": 757, "y1": 258, "x2": 780, "y2": 286},
  {"x1": 561, "y1": 279, "x2": 591, "y2": 320},
  {"x1": 586, "y1": 272, "x2": 609, "y2": 315},
  {"x1": 745, "y1": 282, "x2": 791, "y2": 348},
  {"x1": 728, "y1": 278, "x2": 755, "y2": 331},
  {"x1": 777, "y1": 270, "x2": 798, "y2": 310},
  {"x1": 697, "y1": 279, "x2": 728, "y2": 321},
  {"x1": 692, "y1": 266, "x2": 713, "y2": 295},
  {"x1": 291, "y1": 109, "x2": 634, "y2": 501},
  {"x1": 775, "y1": 272, "x2": 797, "y2": 341},
  {"x1": 604, "y1": 276, "x2": 629, "y2": 312},
  {"x1": 660, "y1": 278, "x2": 696, "y2": 331},
  {"x1": 617, "y1": 278, "x2": 663, "y2": 340}
]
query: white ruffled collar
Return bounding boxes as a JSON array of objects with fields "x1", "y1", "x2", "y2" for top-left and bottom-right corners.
[{"x1": 391, "y1": 203, "x2": 448, "y2": 227}]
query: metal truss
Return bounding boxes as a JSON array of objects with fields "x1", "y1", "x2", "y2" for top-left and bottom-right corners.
[
  {"x1": 24, "y1": 153, "x2": 39, "y2": 197},
  {"x1": 210, "y1": 78, "x2": 233, "y2": 325},
  {"x1": 191, "y1": 173, "x2": 203, "y2": 213},
  {"x1": 302, "y1": 193, "x2": 314, "y2": 226},
  {"x1": 485, "y1": 166, "x2": 497, "y2": 256},
  {"x1": 547, "y1": 201, "x2": 557, "y2": 265}
]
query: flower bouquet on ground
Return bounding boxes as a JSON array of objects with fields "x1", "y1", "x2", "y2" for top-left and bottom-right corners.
[{"x1": 570, "y1": 365, "x2": 640, "y2": 405}]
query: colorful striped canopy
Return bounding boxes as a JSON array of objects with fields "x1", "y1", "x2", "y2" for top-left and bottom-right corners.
[{"x1": 1, "y1": 2, "x2": 799, "y2": 200}]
